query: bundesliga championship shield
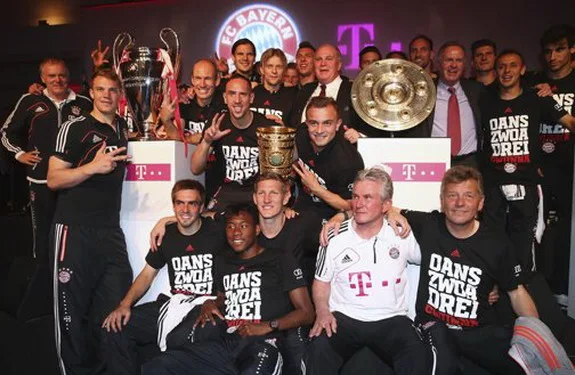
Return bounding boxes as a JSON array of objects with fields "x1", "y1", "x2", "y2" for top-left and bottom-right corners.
[
  {"x1": 113, "y1": 28, "x2": 180, "y2": 140},
  {"x1": 351, "y1": 59, "x2": 436, "y2": 131}
]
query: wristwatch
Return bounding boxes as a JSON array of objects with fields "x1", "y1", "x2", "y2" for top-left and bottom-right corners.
[{"x1": 269, "y1": 320, "x2": 280, "y2": 332}]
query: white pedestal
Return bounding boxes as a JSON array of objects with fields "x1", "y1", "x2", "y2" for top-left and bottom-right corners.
[
  {"x1": 358, "y1": 137, "x2": 451, "y2": 318},
  {"x1": 120, "y1": 141, "x2": 203, "y2": 305}
]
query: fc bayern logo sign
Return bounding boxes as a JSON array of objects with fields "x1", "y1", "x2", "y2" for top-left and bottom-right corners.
[{"x1": 215, "y1": 4, "x2": 301, "y2": 67}]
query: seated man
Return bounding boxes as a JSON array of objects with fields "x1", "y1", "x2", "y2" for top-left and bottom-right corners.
[
  {"x1": 401, "y1": 166, "x2": 539, "y2": 374},
  {"x1": 143, "y1": 203, "x2": 315, "y2": 375},
  {"x1": 324, "y1": 166, "x2": 545, "y2": 374},
  {"x1": 102, "y1": 179, "x2": 226, "y2": 374},
  {"x1": 303, "y1": 167, "x2": 428, "y2": 374},
  {"x1": 293, "y1": 96, "x2": 364, "y2": 220}
]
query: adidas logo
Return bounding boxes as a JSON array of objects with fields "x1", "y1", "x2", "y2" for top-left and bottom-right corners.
[
  {"x1": 450, "y1": 249, "x2": 460, "y2": 258},
  {"x1": 504, "y1": 107, "x2": 512, "y2": 114},
  {"x1": 34, "y1": 106, "x2": 45, "y2": 113},
  {"x1": 186, "y1": 244, "x2": 194, "y2": 252},
  {"x1": 263, "y1": 100, "x2": 271, "y2": 106},
  {"x1": 341, "y1": 254, "x2": 353, "y2": 264},
  {"x1": 235, "y1": 136, "x2": 244, "y2": 143},
  {"x1": 93, "y1": 134, "x2": 103, "y2": 143}
]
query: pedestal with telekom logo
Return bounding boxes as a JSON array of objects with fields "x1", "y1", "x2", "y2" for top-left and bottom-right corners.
[
  {"x1": 120, "y1": 140, "x2": 202, "y2": 305},
  {"x1": 358, "y1": 138, "x2": 451, "y2": 318}
]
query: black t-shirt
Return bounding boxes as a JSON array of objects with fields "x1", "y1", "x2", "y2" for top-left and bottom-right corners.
[
  {"x1": 179, "y1": 96, "x2": 225, "y2": 134},
  {"x1": 207, "y1": 112, "x2": 276, "y2": 201},
  {"x1": 480, "y1": 89, "x2": 567, "y2": 186},
  {"x1": 213, "y1": 248, "x2": 306, "y2": 328},
  {"x1": 533, "y1": 71, "x2": 575, "y2": 174},
  {"x1": 405, "y1": 211, "x2": 521, "y2": 329},
  {"x1": 145, "y1": 219, "x2": 227, "y2": 295},
  {"x1": 52, "y1": 114, "x2": 128, "y2": 226},
  {"x1": 257, "y1": 211, "x2": 322, "y2": 285},
  {"x1": 294, "y1": 127, "x2": 364, "y2": 219},
  {"x1": 250, "y1": 85, "x2": 298, "y2": 126}
]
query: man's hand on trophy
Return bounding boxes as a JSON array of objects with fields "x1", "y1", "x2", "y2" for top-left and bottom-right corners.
[
  {"x1": 91, "y1": 40, "x2": 110, "y2": 68},
  {"x1": 203, "y1": 113, "x2": 231, "y2": 144},
  {"x1": 28, "y1": 83, "x2": 44, "y2": 96},
  {"x1": 265, "y1": 114, "x2": 285, "y2": 126},
  {"x1": 159, "y1": 98, "x2": 176, "y2": 124}
]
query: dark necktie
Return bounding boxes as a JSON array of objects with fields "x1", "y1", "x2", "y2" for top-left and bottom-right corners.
[
  {"x1": 319, "y1": 84, "x2": 326, "y2": 97},
  {"x1": 447, "y1": 87, "x2": 461, "y2": 156}
]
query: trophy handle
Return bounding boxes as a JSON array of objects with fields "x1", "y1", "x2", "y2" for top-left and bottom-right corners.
[
  {"x1": 112, "y1": 32, "x2": 134, "y2": 73},
  {"x1": 159, "y1": 27, "x2": 181, "y2": 78}
]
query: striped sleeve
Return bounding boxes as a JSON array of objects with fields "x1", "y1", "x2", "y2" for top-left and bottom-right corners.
[
  {"x1": 1, "y1": 94, "x2": 32, "y2": 157},
  {"x1": 53, "y1": 116, "x2": 85, "y2": 163}
]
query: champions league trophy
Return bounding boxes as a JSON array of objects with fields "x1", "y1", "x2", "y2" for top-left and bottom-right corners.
[
  {"x1": 113, "y1": 28, "x2": 181, "y2": 141},
  {"x1": 256, "y1": 126, "x2": 297, "y2": 179}
]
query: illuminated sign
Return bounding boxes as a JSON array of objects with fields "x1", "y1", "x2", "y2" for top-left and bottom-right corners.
[
  {"x1": 215, "y1": 4, "x2": 301, "y2": 70},
  {"x1": 337, "y1": 24, "x2": 375, "y2": 70}
]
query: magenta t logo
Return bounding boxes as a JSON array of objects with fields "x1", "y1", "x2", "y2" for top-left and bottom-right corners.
[
  {"x1": 348, "y1": 271, "x2": 372, "y2": 297},
  {"x1": 337, "y1": 24, "x2": 375, "y2": 70},
  {"x1": 125, "y1": 163, "x2": 171, "y2": 181}
]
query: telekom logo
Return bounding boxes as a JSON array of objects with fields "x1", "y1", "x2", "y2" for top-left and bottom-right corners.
[
  {"x1": 125, "y1": 163, "x2": 171, "y2": 181},
  {"x1": 381, "y1": 162, "x2": 447, "y2": 182},
  {"x1": 337, "y1": 23, "x2": 403, "y2": 70}
]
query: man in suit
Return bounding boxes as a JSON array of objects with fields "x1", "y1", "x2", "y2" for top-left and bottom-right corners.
[
  {"x1": 400, "y1": 42, "x2": 483, "y2": 168},
  {"x1": 290, "y1": 44, "x2": 365, "y2": 144}
]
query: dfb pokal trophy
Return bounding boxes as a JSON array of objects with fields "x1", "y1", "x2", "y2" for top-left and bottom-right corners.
[
  {"x1": 113, "y1": 28, "x2": 181, "y2": 141},
  {"x1": 256, "y1": 126, "x2": 297, "y2": 180}
]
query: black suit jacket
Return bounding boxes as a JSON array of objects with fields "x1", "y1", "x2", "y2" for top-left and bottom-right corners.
[
  {"x1": 397, "y1": 78, "x2": 484, "y2": 152},
  {"x1": 289, "y1": 76, "x2": 353, "y2": 128}
]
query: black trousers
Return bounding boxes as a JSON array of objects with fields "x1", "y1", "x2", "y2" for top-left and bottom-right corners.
[
  {"x1": 421, "y1": 320, "x2": 523, "y2": 375},
  {"x1": 540, "y1": 161, "x2": 573, "y2": 295},
  {"x1": 51, "y1": 224, "x2": 132, "y2": 375},
  {"x1": 303, "y1": 313, "x2": 428, "y2": 375},
  {"x1": 142, "y1": 331, "x2": 283, "y2": 375},
  {"x1": 483, "y1": 184, "x2": 539, "y2": 273},
  {"x1": 29, "y1": 182, "x2": 57, "y2": 262},
  {"x1": 164, "y1": 315, "x2": 307, "y2": 375},
  {"x1": 102, "y1": 299, "x2": 164, "y2": 375}
]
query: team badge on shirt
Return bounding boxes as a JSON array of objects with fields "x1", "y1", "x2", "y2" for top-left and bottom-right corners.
[{"x1": 388, "y1": 247, "x2": 400, "y2": 259}]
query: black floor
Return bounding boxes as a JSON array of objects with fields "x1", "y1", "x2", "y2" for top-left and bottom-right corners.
[{"x1": 0, "y1": 211, "x2": 60, "y2": 375}]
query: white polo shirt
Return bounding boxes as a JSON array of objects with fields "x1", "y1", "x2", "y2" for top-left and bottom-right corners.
[{"x1": 315, "y1": 219, "x2": 421, "y2": 321}]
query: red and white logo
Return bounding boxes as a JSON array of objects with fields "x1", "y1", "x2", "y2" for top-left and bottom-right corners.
[
  {"x1": 215, "y1": 4, "x2": 300, "y2": 67},
  {"x1": 125, "y1": 163, "x2": 171, "y2": 181}
]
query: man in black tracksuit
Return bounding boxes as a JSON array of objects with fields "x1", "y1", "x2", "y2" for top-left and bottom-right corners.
[
  {"x1": 1, "y1": 58, "x2": 91, "y2": 262},
  {"x1": 47, "y1": 69, "x2": 132, "y2": 375}
]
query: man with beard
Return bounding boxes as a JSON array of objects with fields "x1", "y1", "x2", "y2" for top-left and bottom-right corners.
[
  {"x1": 251, "y1": 48, "x2": 298, "y2": 126},
  {"x1": 532, "y1": 25, "x2": 575, "y2": 304},
  {"x1": 191, "y1": 75, "x2": 275, "y2": 212},
  {"x1": 409, "y1": 34, "x2": 437, "y2": 79},
  {"x1": 292, "y1": 97, "x2": 364, "y2": 220},
  {"x1": 471, "y1": 39, "x2": 498, "y2": 87},
  {"x1": 102, "y1": 180, "x2": 226, "y2": 374},
  {"x1": 296, "y1": 41, "x2": 316, "y2": 88},
  {"x1": 480, "y1": 49, "x2": 575, "y2": 275}
]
